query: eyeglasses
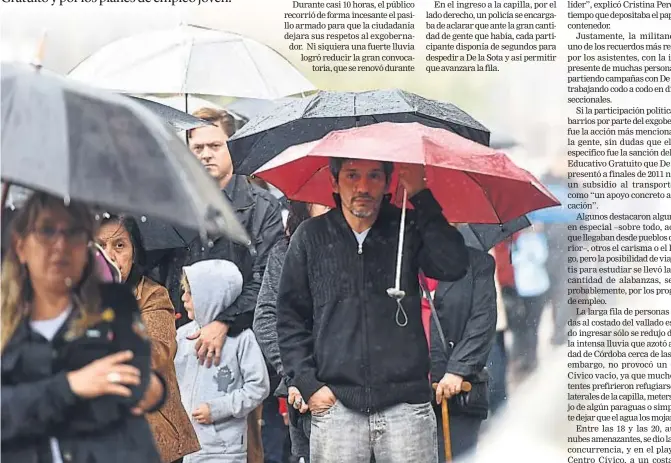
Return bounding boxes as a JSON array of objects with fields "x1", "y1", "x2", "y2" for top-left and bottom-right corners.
[{"x1": 31, "y1": 226, "x2": 90, "y2": 245}]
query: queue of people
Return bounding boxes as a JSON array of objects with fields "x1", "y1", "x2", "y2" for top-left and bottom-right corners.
[{"x1": 1, "y1": 105, "x2": 566, "y2": 463}]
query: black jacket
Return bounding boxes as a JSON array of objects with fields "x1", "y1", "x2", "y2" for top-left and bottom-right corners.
[
  {"x1": 157, "y1": 175, "x2": 283, "y2": 331},
  {"x1": 1, "y1": 283, "x2": 162, "y2": 463},
  {"x1": 277, "y1": 190, "x2": 469, "y2": 413},
  {"x1": 430, "y1": 248, "x2": 497, "y2": 419}
]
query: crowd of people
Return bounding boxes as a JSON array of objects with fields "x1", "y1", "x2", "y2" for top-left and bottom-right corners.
[{"x1": 1, "y1": 107, "x2": 568, "y2": 463}]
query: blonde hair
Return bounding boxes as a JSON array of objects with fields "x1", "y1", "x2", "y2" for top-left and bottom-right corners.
[
  {"x1": 1, "y1": 192, "x2": 101, "y2": 353},
  {"x1": 180, "y1": 271, "x2": 191, "y2": 294}
]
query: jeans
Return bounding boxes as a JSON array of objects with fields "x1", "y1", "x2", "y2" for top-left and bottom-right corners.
[
  {"x1": 310, "y1": 400, "x2": 437, "y2": 463},
  {"x1": 486, "y1": 331, "x2": 508, "y2": 414}
]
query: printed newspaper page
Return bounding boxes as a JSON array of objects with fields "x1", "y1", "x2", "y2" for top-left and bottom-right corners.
[{"x1": 1, "y1": 0, "x2": 670, "y2": 461}]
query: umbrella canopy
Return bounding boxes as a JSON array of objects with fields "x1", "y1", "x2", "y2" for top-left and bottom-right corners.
[
  {"x1": 1, "y1": 62, "x2": 250, "y2": 246},
  {"x1": 68, "y1": 25, "x2": 316, "y2": 99},
  {"x1": 224, "y1": 96, "x2": 299, "y2": 122},
  {"x1": 527, "y1": 184, "x2": 574, "y2": 223},
  {"x1": 228, "y1": 89, "x2": 491, "y2": 175},
  {"x1": 129, "y1": 96, "x2": 213, "y2": 131},
  {"x1": 254, "y1": 123, "x2": 559, "y2": 224},
  {"x1": 458, "y1": 215, "x2": 531, "y2": 251},
  {"x1": 134, "y1": 216, "x2": 198, "y2": 252}
]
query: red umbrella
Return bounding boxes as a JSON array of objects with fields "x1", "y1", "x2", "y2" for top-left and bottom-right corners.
[{"x1": 254, "y1": 122, "x2": 559, "y2": 224}]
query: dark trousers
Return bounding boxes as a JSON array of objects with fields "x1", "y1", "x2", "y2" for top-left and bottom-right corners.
[
  {"x1": 486, "y1": 331, "x2": 508, "y2": 414},
  {"x1": 289, "y1": 413, "x2": 311, "y2": 461},
  {"x1": 505, "y1": 289, "x2": 546, "y2": 372},
  {"x1": 548, "y1": 280, "x2": 570, "y2": 345},
  {"x1": 435, "y1": 409, "x2": 482, "y2": 461},
  {"x1": 262, "y1": 396, "x2": 290, "y2": 463}
]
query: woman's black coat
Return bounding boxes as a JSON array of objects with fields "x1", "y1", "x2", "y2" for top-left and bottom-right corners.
[{"x1": 1, "y1": 283, "x2": 163, "y2": 463}]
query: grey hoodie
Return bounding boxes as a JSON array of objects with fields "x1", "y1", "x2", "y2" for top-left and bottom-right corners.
[{"x1": 175, "y1": 260, "x2": 270, "y2": 463}]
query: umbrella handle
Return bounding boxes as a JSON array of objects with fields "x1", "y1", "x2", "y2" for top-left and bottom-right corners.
[
  {"x1": 394, "y1": 188, "x2": 408, "y2": 291},
  {"x1": 1, "y1": 182, "x2": 10, "y2": 222},
  {"x1": 387, "y1": 188, "x2": 408, "y2": 326},
  {"x1": 1, "y1": 183, "x2": 9, "y2": 210}
]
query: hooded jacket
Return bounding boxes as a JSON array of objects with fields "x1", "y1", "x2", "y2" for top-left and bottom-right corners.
[
  {"x1": 175, "y1": 260, "x2": 270, "y2": 463},
  {"x1": 277, "y1": 190, "x2": 469, "y2": 413}
]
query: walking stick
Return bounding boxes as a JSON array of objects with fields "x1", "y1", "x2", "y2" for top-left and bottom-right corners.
[{"x1": 432, "y1": 381, "x2": 472, "y2": 462}]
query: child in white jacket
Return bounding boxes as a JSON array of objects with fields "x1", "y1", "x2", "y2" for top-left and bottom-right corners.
[{"x1": 175, "y1": 259, "x2": 270, "y2": 463}]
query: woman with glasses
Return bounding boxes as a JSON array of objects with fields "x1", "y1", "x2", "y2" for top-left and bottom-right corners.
[{"x1": 1, "y1": 192, "x2": 165, "y2": 463}]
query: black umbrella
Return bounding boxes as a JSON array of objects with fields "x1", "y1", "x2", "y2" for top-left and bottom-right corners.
[
  {"x1": 129, "y1": 97, "x2": 213, "y2": 131},
  {"x1": 134, "y1": 216, "x2": 198, "y2": 251},
  {"x1": 1, "y1": 62, "x2": 250, "y2": 246},
  {"x1": 225, "y1": 96, "x2": 298, "y2": 122},
  {"x1": 227, "y1": 89, "x2": 490, "y2": 175},
  {"x1": 457, "y1": 215, "x2": 531, "y2": 251}
]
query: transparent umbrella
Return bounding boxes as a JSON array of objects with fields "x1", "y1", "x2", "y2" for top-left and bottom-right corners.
[
  {"x1": 1, "y1": 62, "x2": 250, "y2": 246},
  {"x1": 68, "y1": 24, "x2": 316, "y2": 100}
]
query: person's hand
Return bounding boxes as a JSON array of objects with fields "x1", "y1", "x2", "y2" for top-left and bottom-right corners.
[
  {"x1": 435, "y1": 373, "x2": 464, "y2": 404},
  {"x1": 307, "y1": 386, "x2": 336, "y2": 415},
  {"x1": 66, "y1": 350, "x2": 140, "y2": 399},
  {"x1": 131, "y1": 373, "x2": 164, "y2": 415},
  {"x1": 288, "y1": 386, "x2": 309, "y2": 414},
  {"x1": 192, "y1": 403, "x2": 213, "y2": 424},
  {"x1": 187, "y1": 321, "x2": 229, "y2": 367},
  {"x1": 397, "y1": 163, "x2": 427, "y2": 198}
]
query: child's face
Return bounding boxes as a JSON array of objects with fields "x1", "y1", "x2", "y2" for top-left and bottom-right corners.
[{"x1": 182, "y1": 289, "x2": 195, "y2": 320}]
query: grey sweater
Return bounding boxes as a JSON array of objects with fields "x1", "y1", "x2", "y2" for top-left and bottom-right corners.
[{"x1": 253, "y1": 239, "x2": 288, "y2": 393}]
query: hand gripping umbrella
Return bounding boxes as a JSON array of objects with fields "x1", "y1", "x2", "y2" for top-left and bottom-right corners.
[{"x1": 253, "y1": 122, "x2": 559, "y2": 317}]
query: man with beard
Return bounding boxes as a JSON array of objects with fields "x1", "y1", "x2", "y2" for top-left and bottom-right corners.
[{"x1": 277, "y1": 158, "x2": 469, "y2": 462}]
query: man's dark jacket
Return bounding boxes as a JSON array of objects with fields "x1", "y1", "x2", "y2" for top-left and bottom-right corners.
[
  {"x1": 429, "y1": 247, "x2": 497, "y2": 419},
  {"x1": 156, "y1": 175, "x2": 283, "y2": 332},
  {"x1": 277, "y1": 190, "x2": 469, "y2": 413}
]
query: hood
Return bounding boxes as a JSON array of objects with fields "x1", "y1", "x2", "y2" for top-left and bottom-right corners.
[{"x1": 183, "y1": 259, "x2": 243, "y2": 326}]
